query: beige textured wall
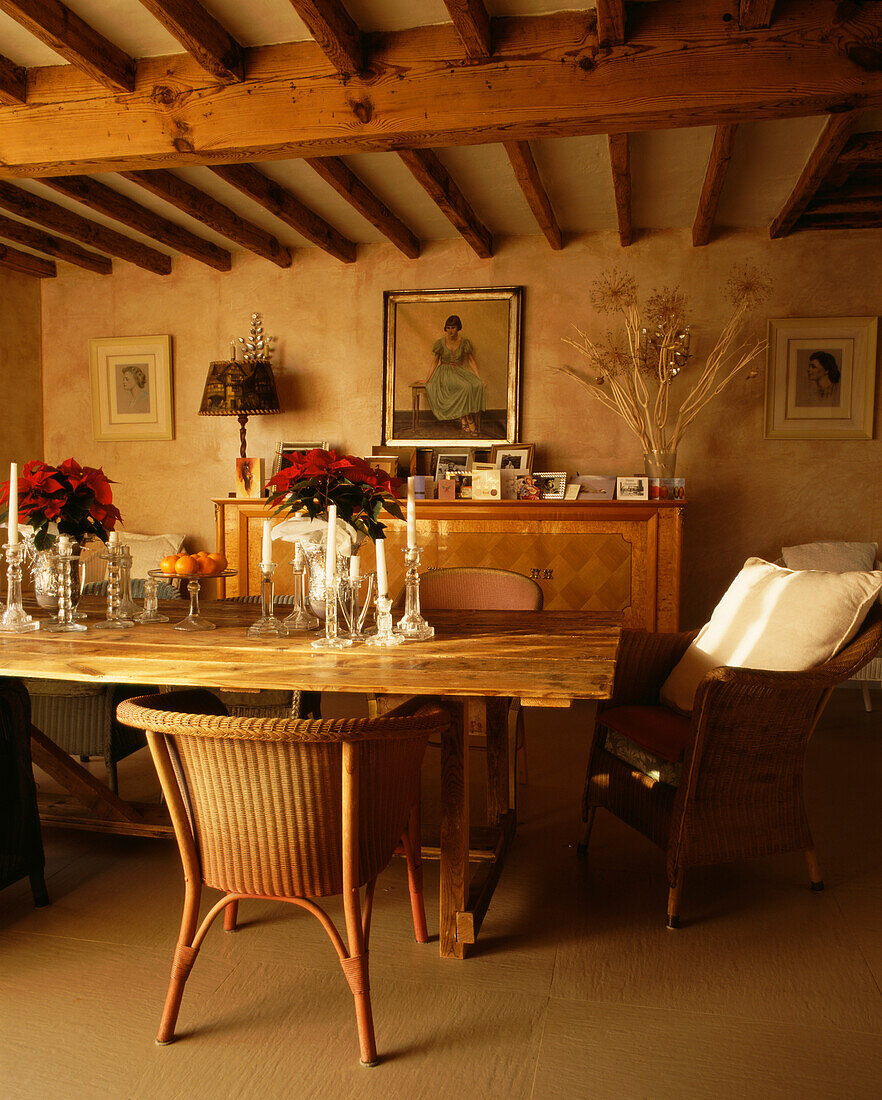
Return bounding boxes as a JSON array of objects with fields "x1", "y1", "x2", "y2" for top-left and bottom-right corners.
[
  {"x1": 40, "y1": 229, "x2": 881, "y2": 628},
  {"x1": 1, "y1": 269, "x2": 43, "y2": 473}
]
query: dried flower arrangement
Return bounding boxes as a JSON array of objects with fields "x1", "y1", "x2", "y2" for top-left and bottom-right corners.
[{"x1": 556, "y1": 264, "x2": 771, "y2": 456}]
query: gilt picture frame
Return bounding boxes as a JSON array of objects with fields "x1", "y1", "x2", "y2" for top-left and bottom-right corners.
[
  {"x1": 271, "y1": 441, "x2": 328, "y2": 477},
  {"x1": 89, "y1": 335, "x2": 174, "y2": 442},
  {"x1": 383, "y1": 286, "x2": 522, "y2": 448}
]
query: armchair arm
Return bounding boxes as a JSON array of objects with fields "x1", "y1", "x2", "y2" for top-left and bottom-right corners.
[{"x1": 606, "y1": 628, "x2": 698, "y2": 709}]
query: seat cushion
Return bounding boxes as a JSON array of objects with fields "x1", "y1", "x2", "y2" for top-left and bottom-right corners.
[
  {"x1": 661, "y1": 557, "x2": 882, "y2": 714},
  {"x1": 599, "y1": 705, "x2": 692, "y2": 763},
  {"x1": 782, "y1": 541, "x2": 878, "y2": 573}
]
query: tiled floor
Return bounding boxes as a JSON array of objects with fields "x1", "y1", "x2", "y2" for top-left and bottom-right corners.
[{"x1": 2, "y1": 690, "x2": 881, "y2": 1098}]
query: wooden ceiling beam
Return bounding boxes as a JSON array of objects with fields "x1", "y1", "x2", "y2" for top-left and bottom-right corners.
[
  {"x1": 0, "y1": 182, "x2": 171, "y2": 273},
  {"x1": 503, "y1": 141, "x2": 562, "y2": 250},
  {"x1": 608, "y1": 133, "x2": 633, "y2": 247},
  {"x1": 304, "y1": 157, "x2": 419, "y2": 258},
  {"x1": 2, "y1": 4, "x2": 882, "y2": 176},
  {"x1": 122, "y1": 169, "x2": 292, "y2": 267},
  {"x1": 0, "y1": 210, "x2": 111, "y2": 273},
  {"x1": 692, "y1": 124, "x2": 738, "y2": 246},
  {"x1": 837, "y1": 132, "x2": 882, "y2": 166},
  {"x1": 0, "y1": 54, "x2": 27, "y2": 105},
  {"x1": 41, "y1": 175, "x2": 232, "y2": 271},
  {"x1": 287, "y1": 0, "x2": 363, "y2": 74},
  {"x1": 739, "y1": 1, "x2": 776, "y2": 30},
  {"x1": 442, "y1": 1, "x2": 492, "y2": 59},
  {"x1": 769, "y1": 112, "x2": 858, "y2": 239},
  {"x1": 397, "y1": 148, "x2": 492, "y2": 259},
  {"x1": 0, "y1": 242, "x2": 55, "y2": 278},
  {"x1": 0, "y1": 0, "x2": 135, "y2": 93},
  {"x1": 806, "y1": 194, "x2": 882, "y2": 216},
  {"x1": 209, "y1": 163, "x2": 355, "y2": 264},
  {"x1": 799, "y1": 211, "x2": 882, "y2": 229},
  {"x1": 134, "y1": 0, "x2": 245, "y2": 83},
  {"x1": 596, "y1": 1, "x2": 627, "y2": 47}
]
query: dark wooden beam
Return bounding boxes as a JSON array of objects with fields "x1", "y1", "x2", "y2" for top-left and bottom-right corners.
[
  {"x1": 739, "y1": 0, "x2": 776, "y2": 30},
  {"x1": 806, "y1": 194, "x2": 882, "y2": 216},
  {"x1": 0, "y1": 211, "x2": 111, "y2": 273},
  {"x1": 0, "y1": 0, "x2": 134, "y2": 92},
  {"x1": 799, "y1": 211, "x2": 882, "y2": 229},
  {"x1": 769, "y1": 112, "x2": 858, "y2": 239},
  {"x1": 442, "y1": 1, "x2": 492, "y2": 59},
  {"x1": 608, "y1": 133, "x2": 633, "y2": 247},
  {"x1": 42, "y1": 176, "x2": 231, "y2": 271},
  {"x1": 0, "y1": 242, "x2": 55, "y2": 277},
  {"x1": 208, "y1": 163, "x2": 355, "y2": 263},
  {"x1": 397, "y1": 148, "x2": 492, "y2": 259},
  {"x1": 503, "y1": 141, "x2": 562, "y2": 250},
  {"x1": 287, "y1": 0, "x2": 362, "y2": 74},
  {"x1": 837, "y1": 131, "x2": 882, "y2": 167},
  {"x1": 0, "y1": 182, "x2": 171, "y2": 274},
  {"x1": 304, "y1": 157, "x2": 419, "y2": 258},
  {"x1": 122, "y1": 169, "x2": 292, "y2": 267},
  {"x1": 134, "y1": 0, "x2": 245, "y2": 82},
  {"x1": 0, "y1": 53, "x2": 27, "y2": 105},
  {"x1": 596, "y1": 0, "x2": 626, "y2": 47},
  {"x1": 692, "y1": 124, "x2": 738, "y2": 246}
]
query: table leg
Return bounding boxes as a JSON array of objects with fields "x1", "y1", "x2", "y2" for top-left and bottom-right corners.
[{"x1": 439, "y1": 700, "x2": 468, "y2": 959}]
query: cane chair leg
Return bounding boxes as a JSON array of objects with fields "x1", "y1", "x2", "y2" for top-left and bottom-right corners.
[
  {"x1": 224, "y1": 900, "x2": 239, "y2": 932},
  {"x1": 401, "y1": 802, "x2": 429, "y2": 944},
  {"x1": 805, "y1": 849, "x2": 824, "y2": 891},
  {"x1": 342, "y1": 952, "x2": 377, "y2": 1067},
  {"x1": 666, "y1": 878, "x2": 683, "y2": 929},
  {"x1": 156, "y1": 941, "x2": 200, "y2": 1044},
  {"x1": 576, "y1": 807, "x2": 596, "y2": 856}
]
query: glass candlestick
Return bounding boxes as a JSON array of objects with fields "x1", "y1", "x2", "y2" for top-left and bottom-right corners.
[
  {"x1": 94, "y1": 543, "x2": 134, "y2": 630},
  {"x1": 43, "y1": 540, "x2": 87, "y2": 633},
  {"x1": 339, "y1": 572, "x2": 375, "y2": 641},
  {"x1": 135, "y1": 574, "x2": 169, "y2": 623},
  {"x1": 247, "y1": 562, "x2": 287, "y2": 638},
  {"x1": 395, "y1": 546, "x2": 434, "y2": 640},
  {"x1": 311, "y1": 575, "x2": 353, "y2": 649},
  {"x1": 0, "y1": 542, "x2": 39, "y2": 632},
  {"x1": 365, "y1": 593, "x2": 404, "y2": 647},
  {"x1": 117, "y1": 545, "x2": 141, "y2": 620},
  {"x1": 283, "y1": 556, "x2": 318, "y2": 632}
]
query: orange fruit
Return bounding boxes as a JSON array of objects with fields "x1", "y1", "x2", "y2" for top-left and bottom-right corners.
[
  {"x1": 160, "y1": 554, "x2": 180, "y2": 575},
  {"x1": 174, "y1": 554, "x2": 199, "y2": 576},
  {"x1": 207, "y1": 552, "x2": 227, "y2": 574}
]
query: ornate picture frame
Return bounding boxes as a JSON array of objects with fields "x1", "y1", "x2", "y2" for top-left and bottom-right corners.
[
  {"x1": 383, "y1": 286, "x2": 522, "y2": 447},
  {"x1": 271, "y1": 441, "x2": 328, "y2": 477},
  {"x1": 89, "y1": 335, "x2": 174, "y2": 442}
]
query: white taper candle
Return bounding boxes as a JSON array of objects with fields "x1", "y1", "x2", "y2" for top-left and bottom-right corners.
[
  {"x1": 349, "y1": 553, "x2": 361, "y2": 580},
  {"x1": 8, "y1": 462, "x2": 18, "y2": 546},
  {"x1": 375, "y1": 537, "x2": 387, "y2": 597},
  {"x1": 261, "y1": 519, "x2": 273, "y2": 567},
  {"x1": 325, "y1": 505, "x2": 337, "y2": 586},
  {"x1": 406, "y1": 476, "x2": 417, "y2": 549}
]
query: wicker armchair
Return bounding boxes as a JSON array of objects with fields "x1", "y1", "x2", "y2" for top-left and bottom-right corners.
[
  {"x1": 0, "y1": 679, "x2": 48, "y2": 908},
  {"x1": 579, "y1": 604, "x2": 882, "y2": 929},
  {"x1": 116, "y1": 690, "x2": 449, "y2": 1066}
]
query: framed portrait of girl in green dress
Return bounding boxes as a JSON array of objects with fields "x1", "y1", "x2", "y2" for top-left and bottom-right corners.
[{"x1": 382, "y1": 286, "x2": 522, "y2": 447}]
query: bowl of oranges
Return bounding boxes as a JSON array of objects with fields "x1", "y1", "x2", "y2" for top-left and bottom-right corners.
[{"x1": 152, "y1": 551, "x2": 232, "y2": 578}]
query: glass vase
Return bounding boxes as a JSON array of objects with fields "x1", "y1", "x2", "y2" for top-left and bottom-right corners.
[
  {"x1": 300, "y1": 533, "x2": 365, "y2": 620},
  {"x1": 643, "y1": 450, "x2": 677, "y2": 478}
]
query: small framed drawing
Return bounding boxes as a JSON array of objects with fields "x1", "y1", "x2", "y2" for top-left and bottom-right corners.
[
  {"x1": 271, "y1": 441, "x2": 328, "y2": 477},
  {"x1": 366, "y1": 454, "x2": 399, "y2": 478},
  {"x1": 535, "y1": 472, "x2": 567, "y2": 500},
  {"x1": 616, "y1": 476, "x2": 649, "y2": 501},
  {"x1": 765, "y1": 316, "x2": 877, "y2": 440},
  {"x1": 490, "y1": 443, "x2": 534, "y2": 472},
  {"x1": 89, "y1": 335, "x2": 174, "y2": 441},
  {"x1": 433, "y1": 449, "x2": 472, "y2": 482},
  {"x1": 573, "y1": 474, "x2": 617, "y2": 501}
]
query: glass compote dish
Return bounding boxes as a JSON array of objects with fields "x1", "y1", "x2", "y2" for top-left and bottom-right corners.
[{"x1": 148, "y1": 568, "x2": 237, "y2": 631}]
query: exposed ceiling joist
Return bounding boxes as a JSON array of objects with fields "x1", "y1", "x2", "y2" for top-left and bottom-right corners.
[
  {"x1": 693, "y1": 124, "x2": 738, "y2": 247},
  {"x1": 0, "y1": 53, "x2": 26, "y2": 105},
  {"x1": 608, "y1": 133, "x2": 632, "y2": 247},
  {"x1": 503, "y1": 141, "x2": 562, "y2": 251},
  {"x1": 41, "y1": 176, "x2": 232, "y2": 271},
  {"x1": 122, "y1": 169, "x2": 292, "y2": 268},
  {"x1": 304, "y1": 157, "x2": 419, "y2": 258},
  {"x1": 397, "y1": 148, "x2": 492, "y2": 259},
  {"x1": 1, "y1": 3, "x2": 880, "y2": 177},
  {"x1": 0, "y1": 241, "x2": 55, "y2": 278},
  {"x1": 208, "y1": 163, "x2": 356, "y2": 264},
  {"x1": 0, "y1": 0, "x2": 135, "y2": 93},
  {"x1": 739, "y1": 1, "x2": 776, "y2": 30},
  {"x1": 442, "y1": 1, "x2": 492, "y2": 59},
  {"x1": 0, "y1": 210, "x2": 111, "y2": 273},
  {"x1": 0, "y1": 181, "x2": 171, "y2": 273},
  {"x1": 134, "y1": 0, "x2": 245, "y2": 83},
  {"x1": 287, "y1": 0, "x2": 363, "y2": 75},
  {"x1": 837, "y1": 132, "x2": 882, "y2": 167},
  {"x1": 596, "y1": 0, "x2": 627, "y2": 47},
  {"x1": 769, "y1": 112, "x2": 858, "y2": 239}
]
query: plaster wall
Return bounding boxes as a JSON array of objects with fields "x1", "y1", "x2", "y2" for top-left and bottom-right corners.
[
  {"x1": 40, "y1": 229, "x2": 881, "y2": 628},
  {"x1": 0, "y1": 269, "x2": 43, "y2": 473}
]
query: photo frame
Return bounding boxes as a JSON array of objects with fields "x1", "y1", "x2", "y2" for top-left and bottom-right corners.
[
  {"x1": 89, "y1": 335, "x2": 174, "y2": 442},
  {"x1": 433, "y1": 449, "x2": 473, "y2": 483},
  {"x1": 383, "y1": 286, "x2": 522, "y2": 447},
  {"x1": 616, "y1": 476, "x2": 649, "y2": 501},
  {"x1": 765, "y1": 317, "x2": 877, "y2": 440},
  {"x1": 271, "y1": 441, "x2": 328, "y2": 477},
  {"x1": 490, "y1": 443, "x2": 534, "y2": 472},
  {"x1": 366, "y1": 454, "x2": 399, "y2": 478},
  {"x1": 535, "y1": 471, "x2": 567, "y2": 500}
]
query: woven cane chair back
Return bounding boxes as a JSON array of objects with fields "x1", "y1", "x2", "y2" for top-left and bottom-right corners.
[{"x1": 417, "y1": 566, "x2": 543, "y2": 611}]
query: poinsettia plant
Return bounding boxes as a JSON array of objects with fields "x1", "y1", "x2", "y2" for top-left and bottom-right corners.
[
  {"x1": 266, "y1": 448, "x2": 403, "y2": 542},
  {"x1": 0, "y1": 458, "x2": 122, "y2": 550}
]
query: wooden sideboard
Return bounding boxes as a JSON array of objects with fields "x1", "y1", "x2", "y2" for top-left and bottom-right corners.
[{"x1": 214, "y1": 498, "x2": 684, "y2": 631}]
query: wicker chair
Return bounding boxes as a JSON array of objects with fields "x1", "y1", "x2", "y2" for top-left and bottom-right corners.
[
  {"x1": 0, "y1": 678, "x2": 49, "y2": 908},
  {"x1": 116, "y1": 690, "x2": 449, "y2": 1066},
  {"x1": 579, "y1": 604, "x2": 882, "y2": 929}
]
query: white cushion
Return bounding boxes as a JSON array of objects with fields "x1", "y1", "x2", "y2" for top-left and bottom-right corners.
[
  {"x1": 782, "y1": 541, "x2": 878, "y2": 573},
  {"x1": 661, "y1": 557, "x2": 882, "y2": 714},
  {"x1": 118, "y1": 532, "x2": 185, "y2": 578}
]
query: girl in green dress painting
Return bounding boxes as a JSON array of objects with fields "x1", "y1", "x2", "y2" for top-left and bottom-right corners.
[{"x1": 423, "y1": 315, "x2": 486, "y2": 435}]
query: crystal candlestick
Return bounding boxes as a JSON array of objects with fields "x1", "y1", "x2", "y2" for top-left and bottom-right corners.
[
  {"x1": 283, "y1": 556, "x2": 318, "y2": 632},
  {"x1": 395, "y1": 546, "x2": 434, "y2": 640},
  {"x1": 365, "y1": 594, "x2": 404, "y2": 647},
  {"x1": 94, "y1": 543, "x2": 134, "y2": 630},
  {"x1": 0, "y1": 543, "x2": 39, "y2": 632},
  {"x1": 43, "y1": 539, "x2": 87, "y2": 633},
  {"x1": 117, "y1": 545, "x2": 141, "y2": 620},
  {"x1": 135, "y1": 575, "x2": 169, "y2": 623},
  {"x1": 247, "y1": 562, "x2": 287, "y2": 638},
  {"x1": 338, "y1": 572, "x2": 375, "y2": 642},
  {"x1": 311, "y1": 575, "x2": 353, "y2": 649}
]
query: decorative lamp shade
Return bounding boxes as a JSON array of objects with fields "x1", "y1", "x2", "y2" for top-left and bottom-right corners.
[{"x1": 198, "y1": 359, "x2": 281, "y2": 457}]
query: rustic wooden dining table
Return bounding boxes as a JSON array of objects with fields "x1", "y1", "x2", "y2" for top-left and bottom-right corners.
[{"x1": 2, "y1": 596, "x2": 621, "y2": 959}]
